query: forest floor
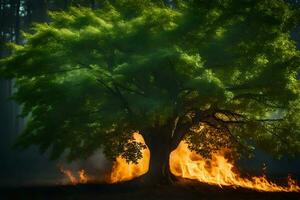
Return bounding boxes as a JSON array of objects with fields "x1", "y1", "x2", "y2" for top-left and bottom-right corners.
[{"x1": 1, "y1": 181, "x2": 300, "y2": 200}]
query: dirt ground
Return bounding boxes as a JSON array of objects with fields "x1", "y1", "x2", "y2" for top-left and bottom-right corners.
[{"x1": 1, "y1": 182, "x2": 300, "y2": 200}]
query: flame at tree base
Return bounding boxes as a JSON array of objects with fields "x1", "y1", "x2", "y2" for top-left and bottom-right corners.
[
  {"x1": 60, "y1": 134, "x2": 300, "y2": 192},
  {"x1": 170, "y1": 141, "x2": 300, "y2": 192},
  {"x1": 109, "y1": 132, "x2": 150, "y2": 183},
  {"x1": 59, "y1": 132, "x2": 150, "y2": 185}
]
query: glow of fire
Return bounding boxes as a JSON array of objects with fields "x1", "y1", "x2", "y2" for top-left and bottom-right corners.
[
  {"x1": 109, "y1": 132, "x2": 150, "y2": 183},
  {"x1": 60, "y1": 167, "x2": 88, "y2": 185},
  {"x1": 60, "y1": 132, "x2": 300, "y2": 192},
  {"x1": 170, "y1": 141, "x2": 300, "y2": 192},
  {"x1": 59, "y1": 132, "x2": 149, "y2": 184}
]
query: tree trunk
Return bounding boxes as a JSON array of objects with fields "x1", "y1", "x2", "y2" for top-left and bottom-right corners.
[
  {"x1": 90, "y1": 0, "x2": 96, "y2": 9},
  {"x1": 63, "y1": 0, "x2": 69, "y2": 10},
  {"x1": 140, "y1": 126, "x2": 176, "y2": 185},
  {"x1": 14, "y1": 0, "x2": 20, "y2": 44},
  {"x1": 30, "y1": 0, "x2": 47, "y2": 22}
]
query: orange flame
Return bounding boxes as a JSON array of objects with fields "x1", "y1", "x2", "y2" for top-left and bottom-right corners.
[
  {"x1": 59, "y1": 132, "x2": 300, "y2": 192},
  {"x1": 59, "y1": 133, "x2": 149, "y2": 184},
  {"x1": 170, "y1": 141, "x2": 300, "y2": 192},
  {"x1": 109, "y1": 132, "x2": 150, "y2": 183},
  {"x1": 78, "y1": 169, "x2": 88, "y2": 184},
  {"x1": 60, "y1": 167, "x2": 89, "y2": 185}
]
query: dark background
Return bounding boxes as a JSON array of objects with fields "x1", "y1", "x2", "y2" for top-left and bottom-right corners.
[{"x1": 0, "y1": 0, "x2": 299, "y2": 187}]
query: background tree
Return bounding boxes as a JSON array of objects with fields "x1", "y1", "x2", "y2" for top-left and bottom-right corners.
[
  {"x1": 0, "y1": 0, "x2": 101, "y2": 185},
  {"x1": 1, "y1": 0, "x2": 300, "y2": 184}
]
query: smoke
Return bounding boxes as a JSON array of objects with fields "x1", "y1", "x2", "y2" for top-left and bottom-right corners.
[
  {"x1": 59, "y1": 150, "x2": 112, "y2": 184},
  {"x1": 88, "y1": 150, "x2": 112, "y2": 173},
  {"x1": 238, "y1": 149, "x2": 300, "y2": 179}
]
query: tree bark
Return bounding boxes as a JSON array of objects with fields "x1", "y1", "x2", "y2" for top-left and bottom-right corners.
[
  {"x1": 90, "y1": 0, "x2": 96, "y2": 9},
  {"x1": 30, "y1": 0, "x2": 47, "y2": 22},
  {"x1": 140, "y1": 125, "x2": 177, "y2": 185},
  {"x1": 15, "y1": 0, "x2": 20, "y2": 44},
  {"x1": 63, "y1": 0, "x2": 69, "y2": 10}
]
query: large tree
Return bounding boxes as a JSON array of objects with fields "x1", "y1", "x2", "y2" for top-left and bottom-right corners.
[{"x1": 1, "y1": 0, "x2": 300, "y2": 184}]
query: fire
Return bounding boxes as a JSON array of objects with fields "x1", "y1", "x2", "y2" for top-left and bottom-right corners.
[
  {"x1": 109, "y1": 132, "x2": 150, "y2": 183},
  {"x1": 59, "y1": 131, "x2": 300, "y2": 192},
  {"x1": 60, "y1": 167, "x2": 89, "y2": 185},
  {"x1": 60, "y1": 132, "x2": 149, "y2": 184},
  {"x1": 170, "y1": 141, "x2": 300, "y2": 192},
  {"x1": 78, "y1": 169, "x2": 88, "y2": 183}
]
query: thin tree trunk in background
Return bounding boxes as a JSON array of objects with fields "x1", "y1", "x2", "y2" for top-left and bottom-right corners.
[
  {"x1": 25, "y1": 0, "x2": 32, "y2": 28},
  {"x1": 9, "y1": 0, "x2": 14, "y2": 43},
  {"x1": 10, "y1": 0, "x2": 22, "y2": 138},
  {"x1": 90, "y1": 0, "x2": 95, "y2": 9},
  {"x1": 0, "y1": 0, "x2": 4, "y2": 56},
  {"x1": 30, "y1": 0, "x2": 47, "y2": 22},
  {"x1": 64, "y1": 0, "x2": 68, "y2": 10},
  {"x1": 15, "y1": 0, "x2": 20, "y2": 43}
]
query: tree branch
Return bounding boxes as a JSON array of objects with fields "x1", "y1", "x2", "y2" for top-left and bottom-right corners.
[
  {"x1": 233, "y1": 93, "x2": 285, "y2": 109},
  {"x1": 113, "y1": 81, "x2": 146, "y2": 97},
  {"x1": 211, "y1": 115, "x2": 252, "y2": 152},
  {"x1": 223, "y1": 118, "x2": 284, "y2": 124},
  {"x1": 27, "y1": 65, "x2": 91, "y2": 77},
  {"x1": 96, "y1": 78, "x2": 117, "y2": 95},
  {"x1": 113, "y1": 84, "x2": 134, "y2": 115}
]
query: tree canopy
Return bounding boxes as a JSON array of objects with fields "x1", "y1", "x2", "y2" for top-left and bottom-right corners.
[{"x1": 0, "y1": 0, "x2": 300, "y2": 164}]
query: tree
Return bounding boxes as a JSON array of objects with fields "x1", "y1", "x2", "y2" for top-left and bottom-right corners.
[{"x1": 0, "y1": 0, "x2": 300, "y2": 184}]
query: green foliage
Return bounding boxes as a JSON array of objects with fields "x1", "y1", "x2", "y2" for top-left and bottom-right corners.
[{"x1": 0, "y1": 0, "x2": 300, "y2": 162}]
